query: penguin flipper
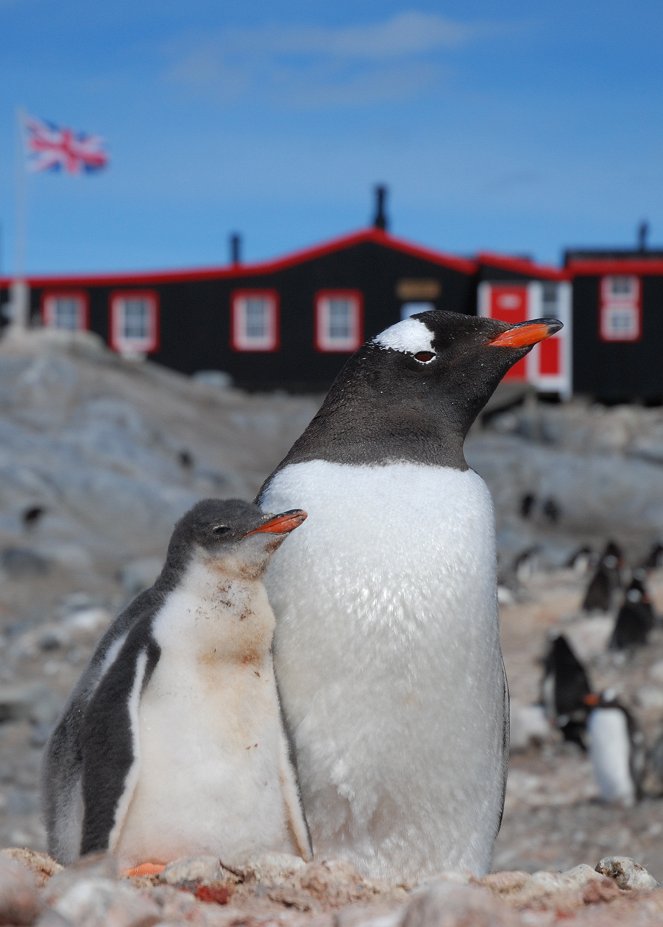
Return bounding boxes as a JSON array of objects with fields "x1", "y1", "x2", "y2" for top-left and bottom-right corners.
[
  {"x1": 278, "y1": 735, "x2": 312, "y2": 860},
  {"x1": 80, "y1": 639, "x2": 159, "y2": 857}
]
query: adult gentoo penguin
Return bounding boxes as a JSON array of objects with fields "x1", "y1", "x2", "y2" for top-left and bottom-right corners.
[
  {"x1": 258, "y1": 309, "x2": 563, "y2": 881},
  {"x1": 584, "y1": 689, "x2": 646, "y2": 807},
  {"x1": 42, "y1": 499, "x2": 311, "y2": 870}
]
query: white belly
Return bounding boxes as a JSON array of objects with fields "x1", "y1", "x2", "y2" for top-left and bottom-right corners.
[
  {"x1": 112, "y1": 575, "x2": 300, "y2": 867},
  {"x1": 262, "y1": 460, "x2": 507, "y2": 880},
  {"x1": 588, "y1": 709, "x2": 635, "y2": 806}
]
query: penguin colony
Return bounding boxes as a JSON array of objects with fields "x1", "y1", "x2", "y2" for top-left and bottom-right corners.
[
  {"x1": 42, "y1": 309, "x2": 563, "y2": 879},
  {"x1": 512, "y1": 530, "x2": 663, "y2": 809}
]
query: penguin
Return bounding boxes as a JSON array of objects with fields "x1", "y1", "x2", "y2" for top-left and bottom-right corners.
[
  {"x1": 540, "y1": 633, "x2": 592, "y2": 749},
  {"x1": 583, "y1": 689, "x2": 646, "y2": 808},
  {"x1": 257, "y1": 309, "x2": 563, "y2": 881},
  {"x1": 609, "y1": 576, "x2": 656, "y2": 652},
  {"x1": 42, "y1": 499, "x2": 312, "y2": 870},
  {"x1": 581, "y1": 540, "x2": 624, "y2": 612},
  {"x1": 565, "y1": 544, "x2": 595, "y2": 575},
  {"x1": 642, "y1": 541, "x2": 663, "y2": 570}
]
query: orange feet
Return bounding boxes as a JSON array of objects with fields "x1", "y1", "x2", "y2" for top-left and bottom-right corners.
[{"x1": 123, "y1": 861, "x2": 166, "y2": 878}]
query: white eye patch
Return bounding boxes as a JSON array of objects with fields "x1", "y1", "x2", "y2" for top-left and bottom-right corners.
[{"x1": 373, "y1": 317, "x2": 436, "y2": 356}]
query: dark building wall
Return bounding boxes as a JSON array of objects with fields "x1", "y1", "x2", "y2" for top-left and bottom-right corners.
[{"x1": 572, "y1": 274, "x2": 663, "y2": 402}]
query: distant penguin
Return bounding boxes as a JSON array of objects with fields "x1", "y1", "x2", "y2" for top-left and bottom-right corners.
[
  {"x1": 42, "y1": 499, "x2": 311, "y2": 870},
  {"x1": 609, "y1": 577, "x2": 656, "y2": 652},
  {"x1": 565, "y1": 545, "x2": 595, "y2": 575},
  {"x1": 542, "y1": 497, "x2": 561, "y2": 525},
  {"x1": 520, "y1": 492, "x2": 537, "y2": 519},
  {"x1": 258, "y1": 309, "x2": 563, "y2": 881},
  {"x1": 581, "y1": 541, "x2": 624, "y2": 612},
  {"x1": 541, "y1": 633, "x2": 592, "y2": 749},
  {"x1": 513, "y1": 545, "x2": 543, "y2": 583},
  {"x1": 642, "y1": 542, "x2": 663, "y2": 570},
  {"x1": 584, "y1": 690, "x2": 646, "y2": 807}
]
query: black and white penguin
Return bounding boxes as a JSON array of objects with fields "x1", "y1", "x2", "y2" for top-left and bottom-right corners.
[
  {"x1": 641, "y1": 541, "x2": 663, "y2": 570},
  {"x1": 581, "y1": 540, "x2": 624, "y2": 613},
  {"x1": 540, "y1": 633, "x2": 592, "y2": 749},
  {"x1": 42, "y1": 499, "x2": 311, "y2": 871},
  {"x1": 584, "y1": 689, "x2": 646, "y2": 807},
  {"x1": 609, "y1": 576, "x2": 656, "y2": 652},
  {"x1": 565, "y1": 544, "x2": 595, "y2": 575},
  {"x1": 257, "y1": 309, "x2": 562, "y2": 881}
]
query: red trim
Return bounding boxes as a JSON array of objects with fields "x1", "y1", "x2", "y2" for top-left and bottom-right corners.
[
  {"x1": 1, "y1": 228, "x2": 477, "y2": 289},
  {"x1": 109, "y1": 290, "x2": 160, "y2": 353},
  {"x1": 477, "y1": 251, "x2": 569, "y2": 281},
  {"x1": 569, "y1": 259, "x2": 663, "y2": 276},
  {"x1": 230, "y1": 290, "x2": 280, "y2": 352},
  {"x1": 314, "y1": 289, "x2": 364, "y2": 353},
  {"x1": 41, "y1": 290, "x2": 90, "y2": 330}
]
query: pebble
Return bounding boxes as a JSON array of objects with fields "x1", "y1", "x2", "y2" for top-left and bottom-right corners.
[
  {"x1": 400, "y1": 882, "x2": 520, "y2": 927},
  {"x1": 596, "y1": 856, "x2": 659, "y2": 890},
  {"x1": 48, "y1": 877, "x2": 161, "y2": 927},
  {"x1": 0, "y1": 855, "x2": 41, "y2": 925}
]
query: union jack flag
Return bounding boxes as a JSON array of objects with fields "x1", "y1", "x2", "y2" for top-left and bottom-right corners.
[{"x1": 23, "y1": 113, "x2": 109, "y2": 174}]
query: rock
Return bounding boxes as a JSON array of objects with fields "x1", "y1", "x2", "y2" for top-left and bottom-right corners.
[
  {"x1": 0, "y1": 848, "x2": 61, "y2": 887},
  {"x1": 596, "y1": 856, "x2": 659, "y2": 890},
  {"x1": 160, "y1": 855, "x2": 224, "y2": 886},
  {"x1": 0, "y1": 684, "x2": 52, "y2": 724},
  {"x1": 0, "y1": 548, "x2": 50, "y2": 578},
  {"x1": 47, "y1": 878, "x2": 161, "y2": 927},
  {"x1": 400, "y1": 882, "x2": 519, "y2": 927},
  {"x1": 0, "y1": 856, "x2": 41, "y2": 924},
  {"x1": 230, "y1": 851, "x2": 308, "y2": 884}
]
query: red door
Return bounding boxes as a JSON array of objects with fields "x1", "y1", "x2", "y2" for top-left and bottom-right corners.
[{"x1": 486, "y1": 285, "x2": 529, "y2": 381}]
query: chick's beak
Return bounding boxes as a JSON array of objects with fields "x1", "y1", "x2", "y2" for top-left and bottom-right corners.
[
  {"x1": 245, "y1": 509, "x2": 307, "y2": 536},
  {"x1": 489, "y1": 317, "x2": 563, "y2": 349}
]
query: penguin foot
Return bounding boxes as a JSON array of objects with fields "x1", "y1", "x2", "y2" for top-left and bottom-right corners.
[{"x1": 123, "y1": 861, "x2": 166, "y2": 878}]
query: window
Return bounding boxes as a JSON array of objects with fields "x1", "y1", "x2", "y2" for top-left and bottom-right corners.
[
  {"x1": 110, "y1": 292, "x2": 159, "y2": 354},
  {"x1": 315, "y1": 291, "x2": 363, "y2": 352},
  {"x1": 231, "y1": 291, "x2": 279, "y2": 351},
  {"x1": 42, "y1": 293, "x2": 88, "y2": 331},
  {"x1": 599, "y1": 275, "x2": 640, "y2": 342},
  {"x1": 601, "y1": 304, "x2": 640, "y2": 341}
]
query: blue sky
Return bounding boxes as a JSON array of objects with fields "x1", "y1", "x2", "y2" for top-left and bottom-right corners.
[{"x1": 2, "y1": 1, "x2": 662, "y2": 275}]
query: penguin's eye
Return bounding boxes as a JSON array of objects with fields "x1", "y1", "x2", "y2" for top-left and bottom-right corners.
[
  {"x1": 413, "y1": 351, "x2": 436, "y2": 364},
  {"x1": 212, "y1": 524, "x2": 230, "y2": 535}
]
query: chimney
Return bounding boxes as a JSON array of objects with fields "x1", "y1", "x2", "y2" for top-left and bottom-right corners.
[
  {"x1": 372, "y1": 184, "x2": 389, "y2": 231},
  {"x1": 230, "y1": 233, "x2": 242, "y2": 266},
  {"x1": 637, "y1": 220, "x2": 649, "y2": 253}
]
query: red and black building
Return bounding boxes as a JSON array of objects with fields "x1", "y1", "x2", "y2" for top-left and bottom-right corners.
[{"x1": 0, "y1": 189, "x2": 660, "y2": 401}]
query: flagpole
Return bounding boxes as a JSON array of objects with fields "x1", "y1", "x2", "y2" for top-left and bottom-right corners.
[{"x1": 11, "y1": 106, "x2": 29, "y2": 332}]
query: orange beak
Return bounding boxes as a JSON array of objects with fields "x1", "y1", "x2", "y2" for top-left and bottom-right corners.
[
  {"x1": 583, "y1": 693, "x2": 600, "y2": 707},
  {"x1": 245, "y1": 509, "x2": 307, "y2": 536},
  {"x1": 489, "y1": 318, "x2": 563, "y2": 349}
]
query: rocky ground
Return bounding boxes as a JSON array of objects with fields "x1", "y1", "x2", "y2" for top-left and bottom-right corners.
[{"x1": 2, "y1": 328, "x2": 663, "y2": 924}]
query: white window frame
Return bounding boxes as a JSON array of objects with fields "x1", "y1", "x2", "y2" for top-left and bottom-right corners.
[
  {"x1": 42, "y1": 292, "x2": 88, "y2": 331},
  {"x1": 599, "y1": 275, "x2": 641, "y2": 342},
  {"x1": 110, "y1": 292, "x2": 159, "y2": 354},
  {"x1": 231, "y1": 291, "x2": 279, "y2": 351},
  {"x1": 600, "y1": 303, "x2": 641, "y2": 341},
  {"x1": 315, "y1": 291, "x2": 363, "y2": 352}
]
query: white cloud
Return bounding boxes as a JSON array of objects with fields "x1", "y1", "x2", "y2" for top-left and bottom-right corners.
[{"x1": 164, "y1": 11, "x2": 509, "y2": 107}]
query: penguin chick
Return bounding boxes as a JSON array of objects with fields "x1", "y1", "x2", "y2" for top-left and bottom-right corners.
[
  {"x1": 584, "y1": 690, "x2": 646, "y2": 808},
  {"x1": 42, "y1": 499, "x2": 311, "y2": 869}
]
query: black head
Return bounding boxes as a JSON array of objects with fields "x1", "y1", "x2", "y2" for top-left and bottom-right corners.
[
  {"x1": 271, "y1": 309, "x2": 562, "y2": 472},
  {"x1": 162, "y1": 499, "x2": 307, "y2": 582}
]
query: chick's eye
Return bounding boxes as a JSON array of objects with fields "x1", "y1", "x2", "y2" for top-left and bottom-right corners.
[
  {"x1": 413, "y1": 351, "x2": 436, "y2": 364},
  {"x1": 212, "y1": 524, "x2": 230, "y2": 535}
]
